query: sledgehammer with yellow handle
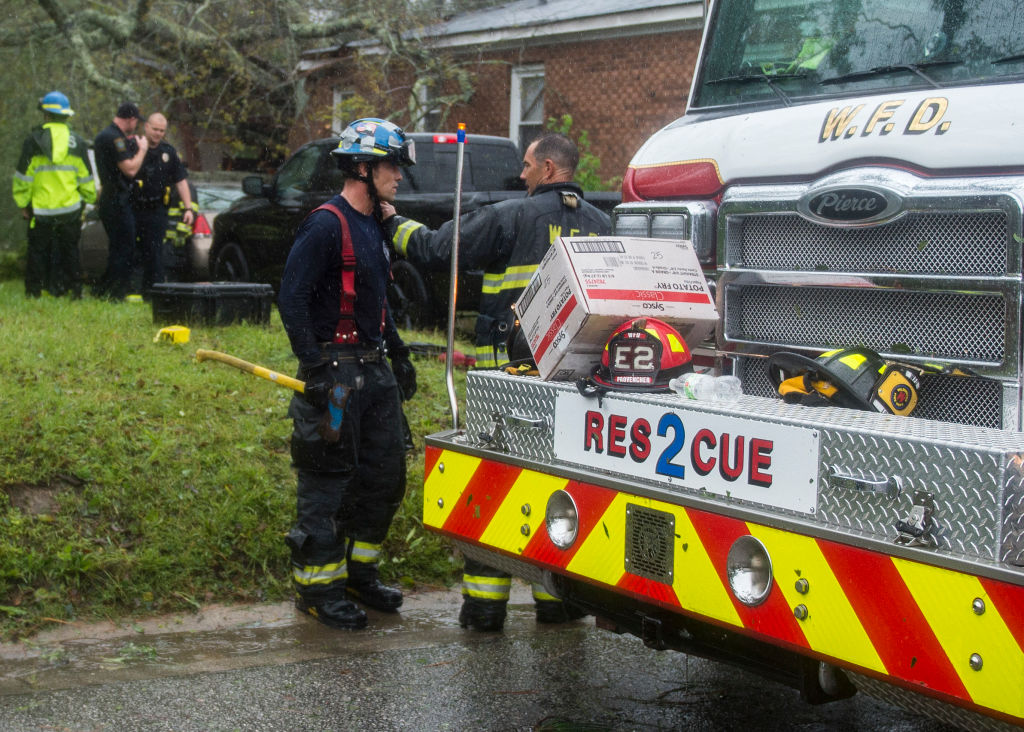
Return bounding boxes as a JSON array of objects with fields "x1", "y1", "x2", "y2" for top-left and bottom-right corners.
[
  {"x1": 196, "y1": 349, "x2": 306, "y2": 393},
  {"x1": 195, "y1": 349, "x2": 350, "y2": 442}
]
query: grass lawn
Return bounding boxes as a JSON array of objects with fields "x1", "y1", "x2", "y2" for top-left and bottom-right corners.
[{"x1": 0, "y1": 280, "x2": 465, "y2": 640}]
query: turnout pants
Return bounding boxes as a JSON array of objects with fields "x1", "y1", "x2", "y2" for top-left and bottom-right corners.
[{"x1": 286, "y1": 357, "x2": 406, "y2": 602}]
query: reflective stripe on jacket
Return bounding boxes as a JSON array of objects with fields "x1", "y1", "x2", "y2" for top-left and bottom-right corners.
[
  {"x1": 386, "y1": 182, "x2": 611, "y2": 368},
  {"x1": 12, "y1": 122, "x2": 96, "y2": 216}
]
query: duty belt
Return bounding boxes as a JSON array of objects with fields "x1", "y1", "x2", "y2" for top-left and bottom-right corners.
[{"x1": 320, "y1": 344, "x2": 384, "y2": 363}]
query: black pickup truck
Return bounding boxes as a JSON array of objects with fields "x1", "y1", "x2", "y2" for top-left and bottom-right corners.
[{"x1": 210, "y1": 133, "x2": 620, "y2": 328}]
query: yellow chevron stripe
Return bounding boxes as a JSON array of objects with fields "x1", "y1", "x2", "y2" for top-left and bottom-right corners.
[
  {"x1": 480, "y1": 470, "x2": 569, "y2": 555},
  {"x1": 567, "y1": 493, "x2": 742, "y2": 626},
  {"x1": 749, "y1": 525, "x2": 886, "y2": 673},
  {"x1": 894, "y1": 558, "x2": 1024, "y2": 717},
  {"x1": 422, "y1": 450, "x2": 480, "y2": 530},
  {"x1": 567, "y1": 493, "x2": 629, "y2": 586},
  {"x1": 672, "y1": 504, "x2": 744, "y2": 627}
]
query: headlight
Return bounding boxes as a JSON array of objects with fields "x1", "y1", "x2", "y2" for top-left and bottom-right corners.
[
  {"x1": 545, "y1": 490, "x2": 579, "y2": 549},
  {"x1": 613, "y1": 214, "x2": 649, "y2": 237},
  {"x1": 650, "y1": 214, "x2": 689, "y2": 240},
  {"x1": 726, "y1": 535, "x2": 773, "y2": 606}
]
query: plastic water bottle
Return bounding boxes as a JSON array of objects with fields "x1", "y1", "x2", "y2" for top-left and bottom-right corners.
[{"x1": 668, "y1": 373, "x2": 742, "y2": 402}]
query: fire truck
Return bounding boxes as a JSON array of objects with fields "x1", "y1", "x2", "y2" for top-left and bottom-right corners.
[{"x1": 421, "y1": 0, "x2": 1024, "y2": 728}]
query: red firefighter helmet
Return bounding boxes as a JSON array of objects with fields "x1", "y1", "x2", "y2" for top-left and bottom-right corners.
[{"x1": 591, "y1": 317, "x2": 692, "y2": 392}]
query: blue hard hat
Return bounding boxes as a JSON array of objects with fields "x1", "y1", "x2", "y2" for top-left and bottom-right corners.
[
  {"x1": 331, "y1": 118, "x2": 415, "y2": 166},
  {"x1": 39, "y1": 91, "x2": 74, "y2": 117}
]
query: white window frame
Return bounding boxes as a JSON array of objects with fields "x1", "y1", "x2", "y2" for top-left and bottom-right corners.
[
  {"x1": 509, "y1": 64, "x2": 545, "y2": 151},
  {"x1": 331, "y1": 88, "x2": 355, "y2": 136}
]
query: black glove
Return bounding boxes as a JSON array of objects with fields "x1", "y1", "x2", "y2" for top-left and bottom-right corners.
[
  {"x1": 389, "y1": 345, "x2": 417, "y2": 401},
  {"x1": 299, "y1": 361, "x2": 333, "y2": 410},
  {"x1": 300, "y1": 360, "x2": 352, "y2": 443}
]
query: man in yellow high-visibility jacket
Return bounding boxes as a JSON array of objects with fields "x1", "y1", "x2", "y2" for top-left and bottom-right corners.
[{"x1": 12, "y1": 91, "x2": 96, "y2": 298}]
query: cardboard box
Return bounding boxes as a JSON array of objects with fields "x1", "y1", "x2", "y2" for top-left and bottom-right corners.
[
  {"x1": 151, "y1": 282, "x2": 275, "y2": 326},
  {"x1": 515, "y1": 237, "x2": 717, "y2": 381}
]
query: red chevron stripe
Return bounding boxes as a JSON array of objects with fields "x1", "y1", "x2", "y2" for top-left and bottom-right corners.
[
  {"x1": 522, "y1": 480, "x2": 618, "y2": 568},
  {"x1": 441, "y1": 460, "x2": 521, "y2": 540},
  {"x1": 686, "y1": 508, "x2": 809, "y2": 648},
  {"x1": 979, "y1": 577, "x2": 1024, "y2": 653},
  {"x1": 817, "y1": 541, "x2": 968, "y2": 698},
  {"x1": 424, "y1": 445, "x2": 441, "y2": 479},
  {"x1": 618, "y1": 572, "x2": 681, "y2": 606}
]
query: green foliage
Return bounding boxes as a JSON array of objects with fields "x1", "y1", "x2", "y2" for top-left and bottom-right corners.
[
  {"x1": 6, "y1": 0, "x2": 482, "y2": 173},
  {"x1": 545, "y1": 114, "x2": 622, "y2": 192},
  {"x1": 0, "y1": 283, "x2": 463, "y2": 640}
]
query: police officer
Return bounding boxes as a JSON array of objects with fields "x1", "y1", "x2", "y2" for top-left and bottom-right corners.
[
  {"x1": 92, "y1": 102, "x2": 147, "y2": 301},
  {"x1": 382, "y1": 132, "x2": 610, "y2": 631},
  {"x1": 278, "y1": 118, "x2": 418, "y2": 630},
  {"x1": 12, "y1": 91, "x2": 96, "y2": 298},
  {"x1": 132, "y1": 113, "x2": 194, "y2": 293}
]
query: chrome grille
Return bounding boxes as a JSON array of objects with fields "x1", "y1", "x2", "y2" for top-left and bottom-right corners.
[
  {"x1": 731, "y1": 211, "x2": 1009, "y2": 275},
  {"x1": 715, "y1": 170, "x2": 1024, "y2": 430},
  {"x1": 723, "y1": 283, "x2": 1006, "y2": 364}
]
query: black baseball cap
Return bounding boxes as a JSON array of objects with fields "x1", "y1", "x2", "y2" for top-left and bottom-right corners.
[{"x1": 116, "y1": 102, "x2": 141, "y2": 119}]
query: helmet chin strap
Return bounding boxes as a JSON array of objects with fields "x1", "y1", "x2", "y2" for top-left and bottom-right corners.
[{"x1": 356, "y1": 161, "x2": 384, "y2": 223}]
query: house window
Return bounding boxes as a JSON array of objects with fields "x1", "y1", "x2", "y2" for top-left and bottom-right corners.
[
  {"x1": 332, "y1": 89, "x2": 354, "y2": 136},
  {"x1": 510, "y1": 64, "x2": 544, "y2": 153}
]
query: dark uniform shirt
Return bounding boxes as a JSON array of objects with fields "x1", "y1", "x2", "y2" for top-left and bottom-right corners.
[
  {"x1": 93, "y1": 123, "x2": 137, "y2": 200},
  {"x1": 132, "y1": 141, "x2": 187, "y2": 208},
  {"x1": 279, "y1": 194, "x2": 401, "y2": 367},
  {"x1": 386, "y1": 181, "x2": 611, "y2": 366}
]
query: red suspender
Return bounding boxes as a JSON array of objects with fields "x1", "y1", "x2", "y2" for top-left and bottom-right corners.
[
  {"x1": 311, "y1": 203, "x2": 359, "y2": 344},
  {"x1": 310, "y1": 203, "x2": 386, "y2": 344}
]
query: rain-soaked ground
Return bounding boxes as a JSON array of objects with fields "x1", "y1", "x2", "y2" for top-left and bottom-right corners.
[{"x1": 0, "y1": 584, "x2": 963, "y2": 731}]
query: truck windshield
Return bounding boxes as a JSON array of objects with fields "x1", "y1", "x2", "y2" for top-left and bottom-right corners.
[{"x1": 694, "y1": 0, "x2": 1024, "y2": 108}]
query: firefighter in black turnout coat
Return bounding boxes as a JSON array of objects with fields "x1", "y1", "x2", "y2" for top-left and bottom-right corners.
[
  {"x1": 382, "y1": 132, "x2": 610, "y2": 631},
  {"x1": 278, "y1": 118, "x2": 418, "y2": 630}
]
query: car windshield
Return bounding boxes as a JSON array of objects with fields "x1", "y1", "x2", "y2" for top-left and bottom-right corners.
[
  {"x1": 274, "y1": 145, "x2": 323, "y2": 198},
  {"x1": 694, "y1": 0, "x2": 1024, "y2": 109},
  {"x1": 197, "y1": 186, "x2": 246, "y2": 211}
]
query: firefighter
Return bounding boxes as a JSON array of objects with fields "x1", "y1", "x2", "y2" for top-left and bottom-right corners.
[
  {"x1": 92, "y1": 102, "x2": 148, "y2": 301},
  {"x1": 131, "y1": 113, "x2": 194, "y2": 294},
  {"x1": 12, "y1": 91, "x2": 96, "y2": 298},
  {"x1": 382, "y1": 132, "x2": 610, "y2": 631},
  {"x1": 278, "y1": 118, "x2": 418, "y2": 630}
]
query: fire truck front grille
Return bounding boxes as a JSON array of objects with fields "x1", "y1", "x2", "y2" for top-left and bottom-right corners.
[
  {"x1": 737, "y1": 356, "x2": 1004, "y2": 428},
  {"x1": 624, "y1": 504, "x2": 675, "y2": 585},
  {"x1": 724, "y1": 283, "x2": 1006, "y2": 364},
  {"x1": 716, "y1": 172, "x2": 1024, "y2": 430},
  {"x1": 733, "y1": 211, "x2": 1008, "y2": 275}
]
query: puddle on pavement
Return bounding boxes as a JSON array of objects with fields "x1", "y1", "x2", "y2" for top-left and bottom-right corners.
[{"x1": 0, "y1": 591, "x2": 536, "y2": 697}]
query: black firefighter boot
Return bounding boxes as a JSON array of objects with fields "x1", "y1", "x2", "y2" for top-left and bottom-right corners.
[
  {"x1": 346, "y1": 541, "x2": 403, "y2": 612},
  {"x1": 459, "y1": 595, "x2": 507, "y2": 632},
  {"x1": 533, "y1": 583, "x2": 588, "y2": 624},
  {"x1": 295, "y1": 590, "x2": 367, "y2": 630}
]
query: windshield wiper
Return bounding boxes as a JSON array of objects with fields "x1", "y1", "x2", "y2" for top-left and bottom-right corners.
[
  {"x1": 994, "y1": 51, "x2": 1024, "y2": 64},
  {"x1": 705, "y1": 72, "x2": 808, "y2": 107},
  {"x1": 819, "y1": 59, "x2": 962, "y2": 88}
]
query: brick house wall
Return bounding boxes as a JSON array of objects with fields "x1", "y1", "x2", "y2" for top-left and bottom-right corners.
[
  {"x1": 295, "y1": 27, "x2": 702, "y2": 186},
  {"x1": 451, "y1": 30, "x2": 703, "y2": 182}
]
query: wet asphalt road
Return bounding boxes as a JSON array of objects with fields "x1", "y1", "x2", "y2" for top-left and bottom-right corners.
[{"x1": 0, "y1": 586, "x2": 960, "y2": 731}]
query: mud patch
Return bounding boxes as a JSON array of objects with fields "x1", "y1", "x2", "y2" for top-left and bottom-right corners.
[{"x1": 2, "y1": 475, "x2": 80, "y2": 516}]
